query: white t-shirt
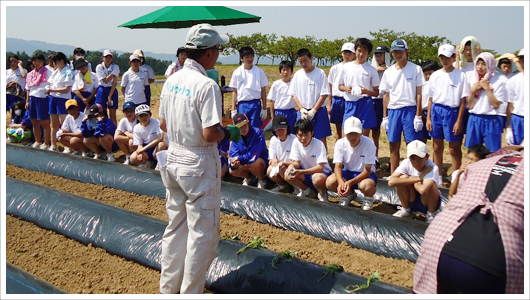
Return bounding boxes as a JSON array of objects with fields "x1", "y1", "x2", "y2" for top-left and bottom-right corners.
[
  {"x1": 96, "y1": 63, "x2": 120, "y2": 87},
  {"x1": 328, "y1": 63, "x2": 347, "y2": 98},
  {"x1": 121, "y1": 69, "x2": 149, "y2": 104},
  {"x1": 72, "y1": 71, "x2": 98, "y2": 93},
  {"x1": 5, "y1": 68, "x2": 27, "y2": 90},
  {"x1": 394, "y1": 158, "x2": 442, "y2": 186},
  {"x1": 428, "y1": 68, "x2": 470, "y2": 108},
  {"x1": 61, "y1": 112, "x2": 85, "y2": 133},
  {"x1": 337, "y1": 62, "x2": 380, "y2": 102},
  {"x1": 421, "y1": 81, "x2": 430, "y2": 110},
  {"x1": 506, "y1": 72, "x2": 525, "y2": 116},
  {"x1": 117, "y1": 117, "x2": 138, "y2": 134},
  {"x1": 288, "y1": 67, "x2": 330, "y2": 109},
  {"x1": 48, "y1": 66, "x2": 75, "y2": 98},
  {"x1": 333, "y1": 136, "x2": 376, "y2": 173},
  {"x1": 460, "y1": 62, "x2": 475, "y2": 81},
  {"x1": 159, "y1": 59, "x2": 222, "y2": 148},
  {"x1": 140, "y1": 64, "x2": 155, "y2": 81},
  {"x1": 468, "y1": 73, "x2": 507, "y2": 115},
  {"x1": 269, "y1": 134, "x2": 296, "y2": 162},
  {"x1": 379, "y1": 61, "x2": 425, "y2": 109},
  {"x1": 267, "y1": 79, "x2": 295, "y2": 110},
  {"x1": 229, "y1": 65, "x2": 268, "y2": 102},
  {"x1": 289, "y1": 137, "x2": 332, "y2": 174},
  {"x1": 133, "y1": 118, "x2": 162, "y2": 146},
  {"x1": 25, "y1": 68, "x2": 53, "y2": 98}
]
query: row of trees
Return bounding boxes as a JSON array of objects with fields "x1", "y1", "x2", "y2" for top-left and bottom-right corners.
[
  {"x1": 6, "y1": 50, "x2": 173, "y2": 76},
  {"x1": 224, "y1": 28, "x2": 500, "y2": 66}
]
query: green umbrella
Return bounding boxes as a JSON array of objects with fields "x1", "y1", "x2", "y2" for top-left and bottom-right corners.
[{"x1": 119, "y1": 6, "x2": 260, "y2": 29}]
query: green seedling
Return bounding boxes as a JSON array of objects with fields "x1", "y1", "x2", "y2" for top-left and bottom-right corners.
[
  {"x1": 318, "y1": 264, "x2": 344, "y2": 282},
  {"x1": 236, "y1": 236, "x2": 268, "y2": 254},
  {"x1": 220, "y1": 233, "x2": 241, "y2": 241},
  {"x1": 346, "y1": 271, "x2": 380, "y2": 293},
  {"x1": 271, "y1": 249, "x2": 299, "y2": 270}
]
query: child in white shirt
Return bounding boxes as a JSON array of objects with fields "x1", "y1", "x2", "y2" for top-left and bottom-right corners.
[
  {"x1": 268, "y1": 61, "x2": 296, "y2": 130},
  {"x1": 267, "y1": 115, "x2": 296, "y2": 193},
  {"x1": 115, "y1": 101, "x2": 138, "y2": 165},
  {"x1": 130, "y1": 104, "x2": 165, "y2": 168},
  {"x1": 121, "y1": 53, "x2": 149, "y2": 106}
]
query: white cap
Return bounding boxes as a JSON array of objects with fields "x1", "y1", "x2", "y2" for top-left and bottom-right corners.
[
  {"x1": 343, "y1": 116, "x2": 362, "y2": 135},
  {"x1": 438, "y1": 44, "x2": 455, "y2": 57},
  {"x1": 341, "y1": 42, "x2": 355, "y2": 53},
  {"x1": 518, "y1": 48, "x2": 525, "y2": 57},
  {"x1": 135, "y1": 104, "x2": 151, "y2": 115},
  {"x1": 133, "y1": 49, "x2": 144, "y2": 57},
  {"x1": 185, "y1": 23, "x2": 229, "y2": 49},
  {"x1": 129, "y1": 53, "x2": 141, "y2": 62},
  {"x1": 407, "y1": 140, "x2": 428, "y2": 158},
  {"x1": 103, "y1": 49, "x2": 113, "y2": 57}
]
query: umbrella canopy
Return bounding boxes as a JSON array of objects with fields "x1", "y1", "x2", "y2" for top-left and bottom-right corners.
[{"x1": 119, "y1": 6, "x2": 261, "y2": 29}]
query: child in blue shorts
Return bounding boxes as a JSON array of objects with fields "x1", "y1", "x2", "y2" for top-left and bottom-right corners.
[
  {"x1": 419, "y1": 60, "x2": 440, "y2": 144},
  {"x1": 229, "y1": 113, "x2": 269, "y2": 189},
  {"x1": 81, "y1": 103, "x2": 120, "y2": 161},
  {"x1": 379, "y1": 39, "x2": 425, "y2": 173},
  {"x1": 288, "y1": 48, "x2": 332, "y2": 149},
  {"x1": 95, "y1": 49, "x2": 120, "y2": 125},
  {"x1": 426, "y1": 44, "x2": 468, "y2": 176},
  {"x1": 465, "y1": 52, "x2": 507, "y2": 152},
  {"x1": 388, "y1": 140, "x2": 442, "y2": 223},
  {"x1": 325, "y1": 117, "x2": 377, "y2": 210},
  {"x1": 229, "y1": 47, "x2": 269, "y2": 128},
  {"x1": 130, "y1": 104, "x2": 165, "y2": 168},
  {"x1": 285, "y1": 119, "x2": 332, "y2": 202},
  {"x1": 328, "y1": 42, "x2": 356, "y2": 139},
  {"x1": 268, "y1": 61, "x2": 297, "y2": 130},
  {"x1": 337, "y1": 38, "x2": 380, "y2": 136},
  {"x1": 72, "y1": 58, "x2": 98, "y2": 114},
  {"x1": 505, "y1": 49, "x2": 525, "y2": 146}
]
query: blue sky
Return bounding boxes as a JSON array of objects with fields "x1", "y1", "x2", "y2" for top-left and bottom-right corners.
[{"x1": 2, "y1": 1, "x2": 528, "y2": 57}]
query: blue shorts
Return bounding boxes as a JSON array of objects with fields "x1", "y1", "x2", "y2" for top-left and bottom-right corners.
[
  {"x1": 237, "y1": 99, "x2": 262, "y2": 128},
  {"x1": 464, "y1": 114, "x2": 502, "y2": 152},
  {"x1": 410, "y1": 191, "x2": 441, "y2": 214},
  {"x1": 144, "y1": 85, "x2": 151, "y2": 107},
  {"x1": 28, "y1": 96, "x2": 50, "y2": 121},
  {"x1": 511, "y1": 114, "x2": 524, "y2": 146},
  {"x1": 372, "y1": 98, "x2": 384, "y2": 130},
  {"x1": 498, "y1": 115, "x2": 506, "y2": 129},
  {"x1": 387, "y1": 106, "x2": 421, "y2": 143},
  {"x1": 48, "y1": 96, "x2": 69, "y2": 115},
  {"x1": 341, "y1": 169, "x2": 378, "y2": 189},
  {"x1": 142, "y1": 143, "x2": 157, "y2": 161},
  {"x1": 296, "y1": 106, "x2": 332, "y2": 140},
  {"x1": 343, "y1": 96, "x2": 377, "y2": 130},
  {"x1": 274, "y1": 108, "x2": 297, "y2": 131},
  {"x1": 73, "y1": 91, "x2": 96, "y2": 113},
  {"x1": 99, "y1": 141, "x2": 120, "y2": 153},
  {"x1": 329, "y1": 96, "x2": 346, "y2": 125},
  {"x1": 303, "y1": 170, "x2": 332, "y2": 192},
  {"x1": 6, "y1": 94, "x2": 23, "y2": 112},
  {"x1": 429, "y1": 104, "x2": 463, "y2": 142},
  {"x1": 96, "y1": 86, "x2": 119, "y2": 110}
]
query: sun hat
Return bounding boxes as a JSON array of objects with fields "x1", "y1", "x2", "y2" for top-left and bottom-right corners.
[
  {"x1": 438, "y1": 44, "x2": 455, "y2": 58},
  {"x1": 343, "y1": 117, "x2": 363, "y2": 135},
  {"x1": 135, "y1": 104, "x2": 151, "y2": 116},
  {"x1": 341, "y1": 42, "x2": 355, "y2": 53},
  {"x1": 233, "y1": 113, "x2": 249, "y2": 128},
  {"x1": 185, "y1": 23, "x2": 229, "y2": 49},
  {"x1": 390, "y1": 39, "x2": 408, "y2": 52},
  {"x1": 407, "y1": 140, "x2": 428, "y2": 158},
  {"x1": 65, "y1": 99, "x2": 78, "y2": 109}
]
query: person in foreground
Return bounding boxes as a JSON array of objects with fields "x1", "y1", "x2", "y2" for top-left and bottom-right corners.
[
  {"x1": 388, "y1": 140, "x2": 442, "y2": 223},
  {"x1": 158, "y1": 24, "x2": 239, "y2": 294},
  {"x1": 413, "y1": 145, "x2": 524, "y2": 294}
]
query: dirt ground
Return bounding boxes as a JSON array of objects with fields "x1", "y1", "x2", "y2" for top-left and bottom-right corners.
[{"x1": 6, "y1": 164, "x2": 416, "y2": 294}]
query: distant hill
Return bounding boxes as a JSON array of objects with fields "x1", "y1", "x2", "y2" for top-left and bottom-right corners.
[{"x1": 5, "y1": 37, "x2": 251, "y2": 65}]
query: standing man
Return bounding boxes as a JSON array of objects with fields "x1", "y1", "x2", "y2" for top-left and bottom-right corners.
[{"x1": 158, "y1": 24, "x2": 239, "y2": 294}]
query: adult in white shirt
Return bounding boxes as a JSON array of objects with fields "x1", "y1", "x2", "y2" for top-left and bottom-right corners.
[
  {"x1": 326, "y1": 117, "x2": 377, "y2": 210},
  {"x1": 57, "y1": 99, "x2": 90, "y2": 155},
  {"x1": 267, "y1": 115, "x2": 296, "y2": 193},
  {"x1": 115, "y1": 101, "x2": 138, "y2": 165},
  {"x1": 6, "y1": 55, "x2": 27, "y2": 112}
]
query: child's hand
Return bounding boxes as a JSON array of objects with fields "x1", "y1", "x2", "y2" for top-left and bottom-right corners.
[
  {"x1": 419, "y1": 166, "x2": 434, "y2": 180},
  {"x1": 479, "y1": 79, "x2": 490, "y2": 90},
  {"x1": 338, "y1": 182, "x2": 351, "y2": 197},
  {"x1": 230, "y1": 157, "x2": 240, "y2": 168},
  {"x1": 82, "y1": 115, "x2": 89, "y2": 121}
]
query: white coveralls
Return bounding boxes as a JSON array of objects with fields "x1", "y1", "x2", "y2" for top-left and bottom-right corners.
[{"x1": 158, "y1": 58, "x2": 222, "y2": 294}]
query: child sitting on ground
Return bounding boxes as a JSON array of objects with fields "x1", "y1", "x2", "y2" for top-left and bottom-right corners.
[
  {"x1": 57, "y1": 99, "x2": 90, "y2": 156},
  {"x1": 130, "y1": 104, "x2": 165, "y2": 168},
  {"x1": 267, "y1": 114, "x2": 296, "y2": 193},
  {"x1": 449, "y1": 144, "x2": 490, "y2": 199},
  {"x1": 285, "y1": 119, "x2": 332, "y2": 202},
  {"x1": 388, "y1": 140, "x2": 442, "y2": 223},
  {"x1": 81, "y1": 103, "x2": 119, "y2": 161},
  {"x1": 229, "y1": 113, "x2": 269, "y2": 189},
  {"x1": 6, "y1": 100, "x2": 33, "y2": 144},
  {"x1": 114, "y1": 101, "x2": 138, "y2": 165}
]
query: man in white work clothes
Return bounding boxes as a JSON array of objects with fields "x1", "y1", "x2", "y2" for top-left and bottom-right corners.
[{"x1": 158, "y1": 24, "x2": 239, "y2": 294}]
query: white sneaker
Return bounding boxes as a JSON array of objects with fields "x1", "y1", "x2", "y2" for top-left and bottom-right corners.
[
  {"x1": 426, "y1": 211, "x2": 437, "y2": 223},
  {"x1": 271, "y1": 184, "x2": 289, "y2": 193},
  {"x1": 31, "y1": 142, "x2": 41, "y2": 148},
  {"x1": 361, "y1": 197, "x2": 374, "y2": 211},
  {"x1": 242, "y1": 177, "x2": 251, "y2": 186},
  {"x1": 47, "y1": 144, "x2": 57, "y2": 151},
  {"x1": 154, "y1": 164, "x2": 160, "y2": 171},
  {"x1": 82, "y1": 152, "x2": 88, "y2": 157},
  {"x1": 292, "y1": 187, "x2": 301, "y2": 196},
  {"x1": 393, "y1": 207, "x2": 412, "y2": 218},
  {"x1": 257, "y1": 180, "x2": 267, "y2": 189},
  {"x1": 298, "y1": 188, "x2": 316, "y2": 198},
  {"x1": 39, "y1": 143, "x2": 48, "y2": 150},
  {"x1": 123, "y1": 158, "x2": 130, "y2": 165},
  {"x1": 106, "y1": 153, "x2": 115, "y2": 162},
  {"x1": 317, "y1": 192, "x2": 329, "y2": 202},
  {"x1": 62, "y1": 147, "x2": 72, "y2": 154},
  {"x1": 138, "y1": 164, "x2": 147, "y2": 168},
  {"x1": 93, "y1": 153, "x2": 104, "y2": 160}
]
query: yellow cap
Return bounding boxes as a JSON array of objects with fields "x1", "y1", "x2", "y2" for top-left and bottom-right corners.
[{"x1": 65, "y1": 99, "x2": 78, "y2": 109}]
